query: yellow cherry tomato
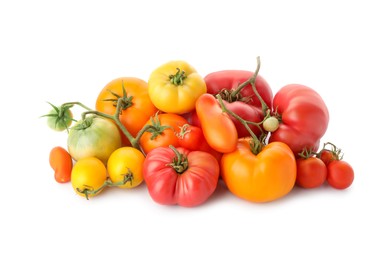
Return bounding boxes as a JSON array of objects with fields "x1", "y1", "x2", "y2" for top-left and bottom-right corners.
[
  {"x1": 148, "y1": 60, "x2": 207, "y2": 114},
  {"x1": 71, "y1": 157, "x2": 107, "y2": 199},
  {"x1": 107, "y1": 147, "x2": 145, "y2": 189}
]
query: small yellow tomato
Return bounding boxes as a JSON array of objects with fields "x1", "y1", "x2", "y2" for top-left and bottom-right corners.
[
  {"x1": 71, "y1": 157, "x2": 107, "y2": 199},
  {"x1": 148, "y1": 60, "x2": 206, "y2": 114},
  {"x1": 107, "y1": 147, "x2": 145, "y2": 189}
]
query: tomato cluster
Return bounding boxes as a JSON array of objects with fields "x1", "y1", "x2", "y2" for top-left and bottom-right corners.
[{"x1": 44, "y1": 57, "x2": 354, "y2": 207}]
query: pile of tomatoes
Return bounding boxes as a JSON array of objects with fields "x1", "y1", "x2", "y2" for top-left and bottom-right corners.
[{"x1": 44, "y1": 57, "x2": 354, "y2": 207}]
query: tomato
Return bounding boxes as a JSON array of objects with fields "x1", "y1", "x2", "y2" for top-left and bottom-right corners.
[
  {"x1": 196, "y1": 93, "x2": 238, "y2": 153},
  {"x1": 67, "y1": 116, "x2": 121, "y2": 164},
  {"x1": 296, "y1": 157, "x2": 327, "y2": 188},
  {"x1": 107, "y1": 147, "x2": 145, "y2": 189},
  {"x1": 221, "y1": 139, "x2": 296, "y2": 203},
  {"x1": 190, "y1": 70, "x2": 273, "y2": 138},
  {"x1": 269, "y1": 84, "x2": 329, "y2": 155},
  {"x1": 143, "y1": 146, "x2": 220, "y2": 207},
  {"x1": 49, "y1": 146, "x2": 73, "y2": 183},
  {"x1": 44, "y1": 103, "x2": 73, "y2": 132},
  {"x1": 140, "y1": 113, "x2": 188, "y2": 154},
  {"x1": 177, "y1": 124, "x2": 222, "y2": 162},
  {"x1": 96, "y1": 77, "x2": 158, "y2": 146},
  {"x1": 327, "y1": 160, "x2": 354, "y2": 189},
  {"x1": 71, "y1": 157, "x2": 107, "y2": 199},
  {"x1": 148, "y1": 60, "x2": 207, "y2": 114},
  {"x1": 319, "y1": 149, "x2": 337, "y2": 166}
]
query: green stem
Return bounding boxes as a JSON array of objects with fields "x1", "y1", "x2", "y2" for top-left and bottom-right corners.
[
  {"x1": 169, "y1": 68, "x2": 187, "y2": 85},
  {"x1": 61, "y1": 101, "x2": 93, "y2": 111},
  {"x1": 229, "y1": 56, "x2": 269, "y2": 116},
  {"x1": 217, "y1": 94, "x2": 264, "y2": 154},
  {"x1": 168, "y1": 145, "x2": 188, "y2": 174},
  {"x1": 80, "y1": 98, "x2": 139, "y2": 149},
  {"x1": 77, "y1": 172, "x2": 134, "y2": 200}
]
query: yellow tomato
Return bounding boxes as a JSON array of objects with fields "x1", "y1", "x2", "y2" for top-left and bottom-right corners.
[
  {"x1": 107, "y1": 147, "x2": 145, "y2": 189},
  {"x1": 71, "y1": 157, "x2": 107, "y2": 199},
  {"x1": 148, "y1": 60, "x2": 206, "y2": 114}
]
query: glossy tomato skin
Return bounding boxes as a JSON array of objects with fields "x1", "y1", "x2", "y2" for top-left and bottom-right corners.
[
  {"x1": 319, "y1": 149, "x2": 336, "y2": 166},
  {"x1": 327, "y1": 160, "x2": 354, "y2": 189},
  {"x1": 67, "y1": 116, "x2": 122, "y2": 164},
  {"x1": 148, "y1": 60, "x2": 207, "y2": 114},
  {"x1": 269, "y1": 84, "x2": 329, "y2": 155},
  {"x1": 140, "y1": 113, "x2": 188, "y2": 154},
  {"x1": 203, "y1": 70, "x2": 273, "y2": 138},
  {"x1": 296, "y1": 157, "x2": 327, "y2": 188},
  {"x1": 107, "y1": 147, "x2": 145, "y2": 189},
  {"x1": 96, "y1": 77, "x2": 158, "y2": 146},
  {"x1": 221, "y1": 140, "x2": 296, "y2": 202},
  {"x1": 143, "y1": 147, "x2": 220, "y2": 207},
  {"x1": 71, "y1": 157, "x2": 107, "y2": 198},
  {"x1": 49, "y1": 146, "x2": 73, "y2": 183},
  {"x1": 196, "y1": 93, "x2": 238, "y2": 153}
]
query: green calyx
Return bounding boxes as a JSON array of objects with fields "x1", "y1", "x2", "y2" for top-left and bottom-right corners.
[
  {"x1": 103, "y1": 80, "x2": 133, "y2": 110},
  {"x1": 73, "y1": 116, "x2": 94, "y2": 130},
  {"x1": 145, "y1": 114, "x2": 172, "y2": 140},
  {"x1": 168, "y1": 145, "x2": 188, "y2": 174},
  {"x1": 42, "y1": 102, "x2": 75, "y2": 132},
  {"x1": 169, "y1": 68, "x2": 187, "y2": 85}
]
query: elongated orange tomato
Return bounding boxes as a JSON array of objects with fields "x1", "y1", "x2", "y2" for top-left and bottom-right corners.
[
  {"x1": 221, "y1": 139, "x2": 296, "y2": 202},
  {"x1": 195, "y1": 93, "x2": 238, "y2": 153},
  {"x1": 49, "y1": 146, "x2": 73, "y2": 183}
]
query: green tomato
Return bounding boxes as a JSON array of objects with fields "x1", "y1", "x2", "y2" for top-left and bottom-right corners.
[
  {"x1": 45, "y1": 104, "x2": 73, "y2": 131},
  {"x1": 67, "y1": 116, "x2": 122, "y2": 164}
]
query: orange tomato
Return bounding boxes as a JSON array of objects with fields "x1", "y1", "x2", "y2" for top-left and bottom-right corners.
[
  {"x1": 221, "y1": 139, "x2": 296, "y2": 202},
  {"x1": 96, "y1": 77, "x2": 158, "y2": 146},
  {"x1": 49, "y1": 146, "x2": 73, "y2": 183},
  {"x1": 140, "y1": 113, "x2": 188, "y2": 154},
  {"x1": 195, "y1": 93, "x2": 238, "y2": 153}
]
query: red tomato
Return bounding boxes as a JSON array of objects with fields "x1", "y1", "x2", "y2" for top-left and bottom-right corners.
[
  {"x1": 196, "y1": 93, "x2": 238, "y2": 153},
  {"x1": 327, "y1": 160, "x2": 354, "y2": 189},
  {"x1": 269, "y1": 84, "x2": 329, "y2": 155},
  {"x1": 142, "y1": 146, "x2": 220, "y2": 207},
  {"x1": 140, "y1": 113, "x2": 188, "y2": 154},
  {"x1": 189, "y1": 70, "x2": 273, "y2": 138},
  {"x1": 319, "y1": 149, "x2": 337, "y2": 166},
  {"x1": 296, "y1": 157, "x2": 327, "y2": 188}
]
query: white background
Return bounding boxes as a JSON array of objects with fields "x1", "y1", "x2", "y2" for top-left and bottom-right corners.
[{"x1": 1, "y1": 0, "x2": 389, "y2": 259}]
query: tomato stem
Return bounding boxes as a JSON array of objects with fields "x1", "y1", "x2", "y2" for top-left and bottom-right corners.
[
  {"x1": 77, "y1": 173, "x2": 134, "y2": 200},
  {"x1": 230, "y1": 56, "x2": 269, "y2": 116},
  {"x1": 169, "y1": 68, "x2": 187, "y2": 86},
  {"x1": 61, "y1": 101, "x2": 93, "y2": 111},
  {"x1": 80, "y1": 98, "x2": 140, "y2": 149},
  {"x1": 168, "y1": 145, "x2": 188, "y2": 174},
  {"x1": 217, "y1": 94, "x2": 264, "y2": 154}
]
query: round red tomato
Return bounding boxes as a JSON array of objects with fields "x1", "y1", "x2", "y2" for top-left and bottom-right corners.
[
  {"x1": 296, "y1": 157, "x2": 327, "y2": 188},
  {"x1": 142, "y1": 146, "x2": 220, "y2": 207},
  {"x1": 327, "y1": 160, "x2": 354, "y2": 189},
  {"x1": 140, "y1": 113, "x2": 188, "y2": 154}
]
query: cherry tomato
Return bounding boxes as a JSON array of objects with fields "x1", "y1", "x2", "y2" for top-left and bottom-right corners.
[
  {"x1": 140, "y1": 113, "x2": 188, "y2": 154},
  {"x1": 319, "y1": 149, "x2": 337, "y2": 166},
  {"x1": 327, "y1": 160, "x2": 354, "y2": 189},
  {"x1": 49, "y1": 146, "x2": 73, "y2": 183},
  {"x1": 296, "y1": 157, "x2": 327, "y2": 188},
  {"x1": 71, "y1": 157, "x2": 107, "y2": 199},
  {"x1": 107, "y1": 147, "x2": 145, "y2": 189}
]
